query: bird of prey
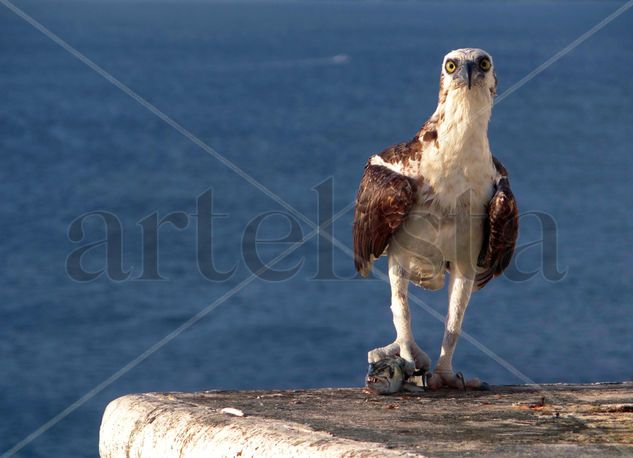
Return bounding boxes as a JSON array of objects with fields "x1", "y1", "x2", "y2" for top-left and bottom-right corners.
[{"x1": 353, "y1": 48, "x2": 518, "y2": 390}]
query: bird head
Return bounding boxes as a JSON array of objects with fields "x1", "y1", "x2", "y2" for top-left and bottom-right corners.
[{"x1": 441, "y1": 48, "x2": 497, "y2": 96}]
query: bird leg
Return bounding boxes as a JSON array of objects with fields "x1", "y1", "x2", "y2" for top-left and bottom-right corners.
[
  {"x1": 428, "y1": 272, "x2": 489, "y2": 390},
  {"x1": 368, "y1": 262, "x2": 430, "y2": 373}
]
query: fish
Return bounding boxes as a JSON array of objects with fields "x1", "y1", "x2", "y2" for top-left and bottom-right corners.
[{"x1": 365, "y1": 356, "x2": 426, "y2": 395}]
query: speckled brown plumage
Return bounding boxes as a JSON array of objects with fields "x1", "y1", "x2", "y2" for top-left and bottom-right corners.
[
  {"x1": 378, "y1": 137, "x2": 424, "y2": 166},
  {"x1": 475, "y1": 157, "x2": 519, "y2": 289},
  {"x1": 353, "y1": 163, "x2": 418, "y2": 276}
]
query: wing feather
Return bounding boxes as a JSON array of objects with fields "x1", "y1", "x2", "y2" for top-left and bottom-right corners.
[
  {"x1": 353, "y1": 162, "x2": 418, "y2": 276},
  {"x1": 475, "y1": 157, "x2": 519, "y2": 289}
]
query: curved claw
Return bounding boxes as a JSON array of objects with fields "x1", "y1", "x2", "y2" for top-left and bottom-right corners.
[
  {"x1": 410, "y1": 368, "x2": 429, "y2": 390},
  {"x1": 455, "y1": 372, "x2": 467, "y2": 392}
]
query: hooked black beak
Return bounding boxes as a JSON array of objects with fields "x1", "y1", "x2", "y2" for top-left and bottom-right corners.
[{"x1": 466, "y1": 61, "x2": 474, "y2": 90}]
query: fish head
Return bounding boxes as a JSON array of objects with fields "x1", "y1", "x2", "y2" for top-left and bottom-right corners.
[{"x1": 365, "y1": 357, "x2": 407, "y2": 395}]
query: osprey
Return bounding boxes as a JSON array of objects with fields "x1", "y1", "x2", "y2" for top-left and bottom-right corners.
[{"x1": 353, "y1": 48, "x2": 519, "y2": 390}]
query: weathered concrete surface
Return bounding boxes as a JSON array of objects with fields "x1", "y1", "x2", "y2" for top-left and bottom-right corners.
[{"x1": 100, "y1": 383, "x2": 633, "y2": 457}]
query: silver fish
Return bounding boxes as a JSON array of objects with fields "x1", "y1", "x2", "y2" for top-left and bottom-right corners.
[{"x1": 365, "y1": 356, "x2": 426, "y2": 395}]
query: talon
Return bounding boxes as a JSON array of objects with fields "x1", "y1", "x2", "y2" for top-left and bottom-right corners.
[
  {"x1": 455, "y1": 372, "x2": 466, "y2": 391},
  {"x1": 411, "y1": 368, "x2": 428, "y2": 391}
]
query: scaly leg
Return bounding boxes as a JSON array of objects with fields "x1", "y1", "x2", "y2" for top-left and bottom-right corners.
[
  {"x1": 428, "y1": 270, "x2": 488, "y2": 390},
  {"x1": 368, "y1": 259, "x2": 430, "y2": 373}
]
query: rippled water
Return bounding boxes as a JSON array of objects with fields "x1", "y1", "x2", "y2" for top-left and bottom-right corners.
[{"x1": 1, "y1": 1, "x2": 632, "y2": 455}]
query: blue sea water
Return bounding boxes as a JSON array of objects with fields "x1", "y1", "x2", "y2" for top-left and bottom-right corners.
[{"x1": 1, "y1": 0, "x2": 632, "y2": 456}]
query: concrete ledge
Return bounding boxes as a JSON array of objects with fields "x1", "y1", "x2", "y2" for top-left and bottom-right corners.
[{"x1": 100, "y1": 383, "x2": 633, "y2": 457}]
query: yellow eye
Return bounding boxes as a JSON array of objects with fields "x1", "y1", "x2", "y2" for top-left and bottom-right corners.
[
  {"x1": 445, "y1": 60, "x2": 457, "y2": 74},
  {"x1": 479, "y1": 58, "x2": 491, "y2": 71}
]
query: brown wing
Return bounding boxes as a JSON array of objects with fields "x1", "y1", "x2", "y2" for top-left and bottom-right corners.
[
  {"x1": 353, "y1": 162, "x2": 418, "y2": 276},
  {"x1": 475, "y1": 157, "x2": 519, "y2": 290}
]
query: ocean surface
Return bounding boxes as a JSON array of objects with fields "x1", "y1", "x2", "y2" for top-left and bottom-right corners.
[{"x1": 1, "y1": 1, "x2": 632, "y2": 456}]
